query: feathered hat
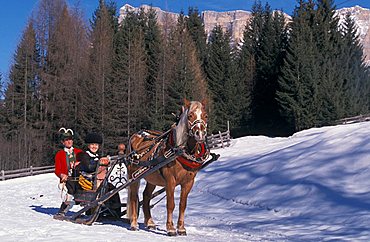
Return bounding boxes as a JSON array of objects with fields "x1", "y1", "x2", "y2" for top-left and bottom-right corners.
[{"x1": 59, "y1": 127, "x2": 74, "y2": 140}]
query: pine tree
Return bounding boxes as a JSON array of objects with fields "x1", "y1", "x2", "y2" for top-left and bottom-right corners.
[
  {"x1": 277, "y1": 0, "x2": 320, "y2": 131},
  {"x1": 31, "y1": 0, "x2": 66, "y2": 157},
  {"x1": 339, "y1": 13, "x2": 370, "y2": 116},
  {"x1": 157, "y1": 12, "x2": 176, "y2": 130},
  {"x1": 84, "y1": 1, "x2": 115, "y2": 152},
  {"x1": 116, "y1": 11, "x2": 147, "y2": 138},
  {"x1": 276, "y1": 0, "x2": 369, "y2": 131},
  {"x1": 142, "y1": 7, "x2": 163, "y2": 130},
  {"x1": 166, "y1": 13, "x2": 207, "y2": 128},
  {"x1": 247, "y1": 2, "x2": 288, "y2": 134},
  {"x1": 3, "y1": 20, "x2": 41, "y2": 169},
  {"x1": 240, "y1": 1, "x2": 265, "y2": 133},
  {"x1": 313, "y1": 0, "x2": 345, "y2": 124},
  {"x1": 205, "y1": 25, "x2": 237, "y2": 132},
  {"x1": 236, "y1": 2, "x2": 264, "y2": 133},
  {"x1": 186, "y1": 7, "x2": 207, "y2": 68}
]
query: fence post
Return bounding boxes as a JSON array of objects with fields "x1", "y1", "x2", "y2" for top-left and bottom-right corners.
[
  {"x1": 30, "y1": 166, "x2": 33, "y2": 176},
  {"x1": 210, "y1": 134, "x2": 215, "y2": 148},
  {"x1": 1, "y1": 170, "x2": 4, "y2": 181},
  {"x1": 219, "y1": 131, "x2": 224, "y2": 148}
]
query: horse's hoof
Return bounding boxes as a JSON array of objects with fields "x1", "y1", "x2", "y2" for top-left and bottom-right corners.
[
  {"x1": 177, "y1": 229, "x2": 187, "y2": 236},
  {"x1": 130, "y1": 226, "x2": 139, "y2": 231},
  {"x1": 145, "y1": 219, "x2": 156, "y2": 230},
  {"x1": 167, "y1": 230, "x2": 177, "y2": 236},
  {"x1": 147, "y1": 224, "x2": 156, "y2": 230}
]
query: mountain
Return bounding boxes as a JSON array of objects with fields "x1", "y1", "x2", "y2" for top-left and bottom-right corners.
[
  {"x1": 337, "y1": 6, "x2": 370, "y2": 65},
  {"x1": 119, "y1": 4, "x2": 370, "y2": 65}
]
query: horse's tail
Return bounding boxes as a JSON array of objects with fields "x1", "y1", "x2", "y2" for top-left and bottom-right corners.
[
  {"x1": 126, "y1": 181, "x2": 139, "y2": 221},
  {"x1": 127, "y1": 132, "x2": 138, "y2": 222},
  {"x1": 126, "y1": 186, "x2": 132, "y2": 219}
]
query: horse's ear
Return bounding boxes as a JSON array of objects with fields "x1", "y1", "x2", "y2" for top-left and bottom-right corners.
[
  {"x1": 201, "y1": 98, "x2": 207, "y2": 107},
  {"x1": 183, "y1": 98, "x2": 191, "y2": 108}
]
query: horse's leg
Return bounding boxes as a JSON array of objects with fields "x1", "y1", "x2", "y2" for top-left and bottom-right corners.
[
  {"x1": 143, "y1": 182, "x2": 156, "y2": 229},
  {"x1": 165, "y1": 178, "x2": 177, "y2": 236},
  {"x1": 127, "y1": 181, "x2": 140, "y2": 230},
  {"x1": 177, "y1": 180, "x2": 195, "y2": 236}
]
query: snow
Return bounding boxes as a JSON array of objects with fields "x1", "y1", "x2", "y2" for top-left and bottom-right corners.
[{"x1": 1, "y1": 121, "x2": 370, "y2": 241}]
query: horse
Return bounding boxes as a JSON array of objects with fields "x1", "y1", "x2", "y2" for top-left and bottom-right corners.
[{"x1": 127, "y1": 99, "x2": 209, "y2": 236}]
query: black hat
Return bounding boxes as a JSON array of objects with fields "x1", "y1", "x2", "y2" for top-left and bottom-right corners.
[
  {"x1": 59, "y1": 127, "x2": 74, "y2": 140},
  {"x1": 85, "y1": 132, "x2": 103, "y2": 144}
]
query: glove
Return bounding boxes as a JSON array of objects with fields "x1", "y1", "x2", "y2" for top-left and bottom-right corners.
[
  {"x1": 78, "y1": 174, "x2": 93, "y2": 190},
  {"x1": 99, "y1": 157, "x2": 109, "y2": 166}
]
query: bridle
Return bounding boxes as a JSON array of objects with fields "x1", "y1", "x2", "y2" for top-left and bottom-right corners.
[{"x1": 188, "y1": 118, "x2": 207, "y2": 138}]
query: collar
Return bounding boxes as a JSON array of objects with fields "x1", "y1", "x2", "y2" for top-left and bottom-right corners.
[
  {"x1": 64, "y1": 147, "x2": 74, "y2": 155},
  {"x1": 86, "y1": 150, "x2": 99, "y2": 158}
]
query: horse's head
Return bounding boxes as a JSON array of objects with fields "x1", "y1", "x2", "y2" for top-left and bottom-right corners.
[
  {"x1": 184, "y1": 99, "x2": 208, "y2": 142},
  {"x1": 175, "y1": 99, "x2": 208, "y2": 146}
]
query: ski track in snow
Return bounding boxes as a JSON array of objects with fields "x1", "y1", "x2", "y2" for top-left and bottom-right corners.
[{"x1": 0, "y1": 121, "x2": 370, "y2": 241}]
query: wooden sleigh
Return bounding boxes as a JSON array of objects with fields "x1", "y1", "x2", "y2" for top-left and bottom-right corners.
[{"x1": 54, "y1": 146, "x2": 219, "y2": 225}]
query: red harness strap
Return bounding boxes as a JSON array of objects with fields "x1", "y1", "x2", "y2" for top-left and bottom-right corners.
[
  {"x1": 168, "y1": 129, "x2": 208, "y2": 170},
  {"x1": 177, "y1": 156, "x2": 202, "y2": 169},
  {"x1": 177, "y1": 143, "x2": 207, "y2": 169}
]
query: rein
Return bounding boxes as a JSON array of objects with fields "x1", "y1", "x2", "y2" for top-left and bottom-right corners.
[{"x1": 129, "y1": 129, "x2": 172, "y2": 161}]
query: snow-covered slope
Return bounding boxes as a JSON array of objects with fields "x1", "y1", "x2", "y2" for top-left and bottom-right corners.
[{"x1": 0, "y1": 122, "x2": 369, "y2": 241}]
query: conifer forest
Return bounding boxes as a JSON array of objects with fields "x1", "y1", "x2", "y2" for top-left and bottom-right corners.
[{"x1": 0, "y1": 0, "x2": 369, "y2": 170}]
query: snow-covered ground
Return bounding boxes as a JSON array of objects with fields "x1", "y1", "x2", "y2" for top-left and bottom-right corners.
[{"x1": 1, "y1": 121, "x2": 369, "y2": 241}]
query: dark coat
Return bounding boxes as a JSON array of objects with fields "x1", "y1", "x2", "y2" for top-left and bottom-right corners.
[{"x1": 77, "y1": 151, "x2": 99, "y2": 173}]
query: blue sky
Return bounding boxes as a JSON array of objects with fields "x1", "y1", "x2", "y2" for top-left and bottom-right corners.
[{"x1": 1, "y1": 0, "x2": 369, "y2": 83}]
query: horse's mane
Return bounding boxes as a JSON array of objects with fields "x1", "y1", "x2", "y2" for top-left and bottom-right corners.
[
  {"x1": 173, "y1": 101, "x2": 203, "y2": 147},
  {"x1": 174, "y1": 108, "x2": 189, "y2": 147}
]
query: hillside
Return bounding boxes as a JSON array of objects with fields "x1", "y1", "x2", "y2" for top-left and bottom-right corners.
[{"x1": 0, "y1": 121, "x2": 369, "y2": 241}]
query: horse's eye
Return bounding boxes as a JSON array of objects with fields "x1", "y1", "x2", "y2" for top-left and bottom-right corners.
[
  {"x1": 188, "y1": 113, "x2": 194, "y2": 119},
  {"x1": 204, "y1": 114, "x2": 208, "y2": 119}
]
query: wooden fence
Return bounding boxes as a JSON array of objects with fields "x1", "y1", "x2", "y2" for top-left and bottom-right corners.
[
  {"x1": 207, "y1": 121, "x2": 232, "y2": 149},
  {"x1": 335, "y1": 114, "x2": 370, "y2": 125},
  {"x1": 1, "y1": 165, "x2": 54, "y2": 181}
]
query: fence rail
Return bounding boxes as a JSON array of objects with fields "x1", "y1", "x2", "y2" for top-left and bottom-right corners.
[
  {"x1": 207, "y1": 121, "x2": 232, "y2": 149},
  {"x1": 1, "y1": 165, "x2": 54, "y2": 181},
  {"x1": 336, "y1": 114, "x2": 370, "y2": 125}
]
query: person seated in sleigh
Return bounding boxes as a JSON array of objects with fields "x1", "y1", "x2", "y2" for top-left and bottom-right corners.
[
  {"x1": 54, "y1": 128, "x2": 83, "y2": 217},
  {"x1": 77, "y1": 133, "x2": 122, "y2": 218},
  {"x1": 77, "y1": 132, "x2": 110, "y2": 191}
]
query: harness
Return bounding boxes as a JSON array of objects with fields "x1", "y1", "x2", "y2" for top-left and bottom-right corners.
[
  {"x1": 129, "y1": 104, "x2": 209, "y2": 170},
  {"x1": 168, "y1": 129, "x2": 209, "y2": 170},
  {"x1": 177, "y1": 142, "x2": 209, "y2": 170}
]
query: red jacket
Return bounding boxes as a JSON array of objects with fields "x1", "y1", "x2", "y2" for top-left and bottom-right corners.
[{"x1": 54, "y1": 147, "x2": 83, "y2": 179}]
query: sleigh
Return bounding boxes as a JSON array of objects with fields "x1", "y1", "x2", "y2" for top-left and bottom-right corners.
[
  {"x1": 54, "y1": 144, "x2": 219, "y2": 225},
  {"x1": 55, "y1": 100, "x2": 221, "y2": 237}
]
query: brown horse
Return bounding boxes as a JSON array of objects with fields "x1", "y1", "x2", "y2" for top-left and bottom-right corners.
[{"x1": 127, "y1": 99, "x2": 209, "y2": 236}]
